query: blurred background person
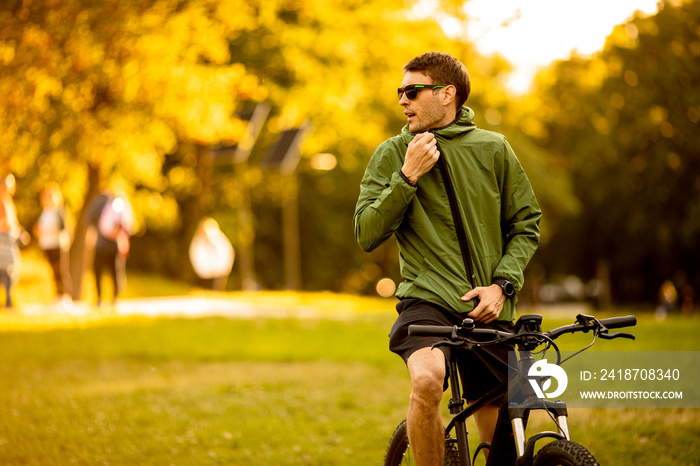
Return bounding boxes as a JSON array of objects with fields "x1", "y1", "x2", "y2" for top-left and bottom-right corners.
[
  {"x1": 0, "y1": 175, "x2": 29, "y2": 309},
  {"x1": 655, "y1": 279, "x2": 678, "y2": 321},
  {"x1": 34, "y1": 182, "x2": 73, "y2": 310},
  {"x1": 85, "y1": 191, "x2": 135, "y2": 308},
  {"x1": 189, "y1": 217, "x2": 234, "y2": 291}
]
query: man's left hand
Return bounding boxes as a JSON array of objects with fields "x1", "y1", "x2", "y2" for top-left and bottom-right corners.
[{"x1": 461, "y1": 284, "x2": 506, "y2": 324}]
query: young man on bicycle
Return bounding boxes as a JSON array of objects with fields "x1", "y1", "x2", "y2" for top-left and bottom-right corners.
[{"x1": 354, "y1": 51, "x2": 541, "y2": 464}]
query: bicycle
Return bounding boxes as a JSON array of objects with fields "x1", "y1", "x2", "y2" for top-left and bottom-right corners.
[{"x1": 383, "y1": 313, "x2": 637, "y2": 465}]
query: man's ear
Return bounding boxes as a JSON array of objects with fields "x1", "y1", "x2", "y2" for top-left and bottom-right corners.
[{"x1": 441, "y1": 85, "x2": 457, "y2": 108}]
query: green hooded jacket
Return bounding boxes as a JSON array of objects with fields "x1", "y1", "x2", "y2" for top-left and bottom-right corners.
[{"x1": 353, "y1": 107, "x2": 542, "y2": 321}]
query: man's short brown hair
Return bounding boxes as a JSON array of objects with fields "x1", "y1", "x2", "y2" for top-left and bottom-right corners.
[{"x1": 403, "y1": 51, "x2": 470, "y2": 109}]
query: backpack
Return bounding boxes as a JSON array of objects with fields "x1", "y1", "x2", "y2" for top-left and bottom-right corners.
[{"x1": 97, "y1": 197, "x2": 131, "y2": 241}]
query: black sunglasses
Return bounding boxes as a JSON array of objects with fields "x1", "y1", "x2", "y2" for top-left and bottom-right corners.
[{"x1": 397, "y1": 84, "x2": 446, "y2": 101}]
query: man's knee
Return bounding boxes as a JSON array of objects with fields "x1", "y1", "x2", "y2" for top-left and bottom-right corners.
[
  {"x1": 410, "y1": 372, "x2": 443, "y2": 406},
  {"x1": 407, "y1": 348, "x2": 445, "y2": 406}
]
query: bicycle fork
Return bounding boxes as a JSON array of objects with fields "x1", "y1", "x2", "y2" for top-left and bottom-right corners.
[{"x1": 510, "y1": 352, "x2": 571, "y2": 461}]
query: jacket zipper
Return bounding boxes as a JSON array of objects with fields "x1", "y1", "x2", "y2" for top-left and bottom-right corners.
[{"x1": 433, "y1": 138, "x2": 479, "y2": 303}]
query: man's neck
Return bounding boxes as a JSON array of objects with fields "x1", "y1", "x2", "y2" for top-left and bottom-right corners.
[{"x1": 428, "y1": 108, "x2": 461, "y2": 132}]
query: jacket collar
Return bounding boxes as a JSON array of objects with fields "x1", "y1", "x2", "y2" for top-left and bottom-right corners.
[{"x1": 401, "y1": 106, "x2": 476, "y2": 144}]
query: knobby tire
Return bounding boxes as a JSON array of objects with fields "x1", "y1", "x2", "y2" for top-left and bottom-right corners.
[
  {"x1": 383, "y1": 420, "x2": 460, "y2": 466},
  {"x1": 533, "y1": 439, "x2": 599, "y2": 466},
  {"x1": 384, "y1": 420, "x2": 410, "y2": 466}
]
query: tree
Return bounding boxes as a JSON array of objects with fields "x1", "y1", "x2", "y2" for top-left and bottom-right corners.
[
  {"x1": 0, "y1": 0, "x2": 265, "y2": 298},
  {"x1": 531, "y1": 0, "x2": 700, "y2": 303}
]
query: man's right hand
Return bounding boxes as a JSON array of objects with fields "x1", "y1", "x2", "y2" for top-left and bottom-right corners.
[{"x1": 401, "y1": 132, "x2": 440, "y2": 185}]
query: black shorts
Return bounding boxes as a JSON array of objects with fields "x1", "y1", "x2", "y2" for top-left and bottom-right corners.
[{"x1": 389, "y1": 298, "x2": 515, "y2": 403}]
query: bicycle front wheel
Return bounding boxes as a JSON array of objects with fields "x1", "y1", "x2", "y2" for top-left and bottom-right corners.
[
  {"x1": 383, "y1": 420, "x2": 460, "y2": 466},
  {"x1": 533, "y1": 440, "x2": 599, "y2": 466},
  {"x1": 384, "y1": 420, "x2": 410, "y2": 466}
]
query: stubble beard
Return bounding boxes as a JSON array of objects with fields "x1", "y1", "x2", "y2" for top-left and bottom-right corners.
[{"x1": 409, "y1": 98, "x2": 446, "y2": 133}]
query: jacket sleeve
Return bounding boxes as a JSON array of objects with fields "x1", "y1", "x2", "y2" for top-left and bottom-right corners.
[
  {"x1": 353, "y1": 141, "x2": 417, "y2": 252},
  {"x1": 493, "y1": 138, "x2": 542, "y2": 292}
]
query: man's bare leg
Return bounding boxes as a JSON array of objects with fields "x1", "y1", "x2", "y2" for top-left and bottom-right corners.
[
  {"x1": 406, "y1": 347, "x2": 446, "y2": 465},
  {"x1": 473, "y1": 403, "x2": 499, "y2": 459}
]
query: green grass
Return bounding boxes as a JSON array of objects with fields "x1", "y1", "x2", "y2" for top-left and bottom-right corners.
[
  {"x1": 1, "y1": 253, "x2": 698, "y2": 464},
  {"x1": 1, "y1": 310, "x2": 698, "y2": 465},
  {"x1": 0, "y1": 316, "x2": 408, "y2": 465}
]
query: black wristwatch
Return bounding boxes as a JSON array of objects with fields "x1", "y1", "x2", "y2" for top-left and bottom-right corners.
[{"x1": 493, "y1": 277, "x2": 516, "y2": 298}]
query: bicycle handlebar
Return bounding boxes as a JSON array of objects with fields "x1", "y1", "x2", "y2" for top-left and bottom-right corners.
[
  {"x1": 409, "y1": 325, "x2": 456, "y2": 337},
  {"x1": 599, "y1": 315, "x2": 638, "y2": 329},
  {"x1": 408, "y1": 314, "x2": 637, "y2": 345},
  {"x1": 408, "y1": 325, "x2": 516, "y2": 340},
  {"x1": 546, "y1": 315, "x2": 636, "y2": 339}
]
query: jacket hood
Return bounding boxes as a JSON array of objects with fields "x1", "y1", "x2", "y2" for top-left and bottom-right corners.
[{"x1": 401, "y1": 106, "x2": 476, "y2": 144}]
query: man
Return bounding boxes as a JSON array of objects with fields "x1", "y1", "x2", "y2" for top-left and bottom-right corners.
[{"x1": 353, "y1": 51, "x2": 541, "y2": 464}]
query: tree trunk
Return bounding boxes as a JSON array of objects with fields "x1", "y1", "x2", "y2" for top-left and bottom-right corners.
[{"x1": 69, "y1": 164, "x2": 101, "y2": 301}]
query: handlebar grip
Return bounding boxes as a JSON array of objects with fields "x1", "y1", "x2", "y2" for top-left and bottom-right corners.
[
  {"x1": 408, "y1": 325, "x2": 455, "y2": 337},
  {"x1": 599, "y1": 315, "x2": 637, "y2": 329}
]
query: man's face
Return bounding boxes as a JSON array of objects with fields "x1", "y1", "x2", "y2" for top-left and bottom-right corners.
[{"x1": 399, "y1": 71, "x2": 449, "y2": 133}]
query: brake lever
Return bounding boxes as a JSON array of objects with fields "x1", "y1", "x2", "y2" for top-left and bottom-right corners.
[
  {"x1": 598, "y1": 331, "x2": 636, "y2": 340},
  {"x1": 432, "y1": 339, "x2": 478, "y2": 351}
]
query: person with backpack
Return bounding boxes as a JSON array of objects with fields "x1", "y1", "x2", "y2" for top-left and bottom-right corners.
[
  {"x1": 35, "y1": 182, "x2": 73, "y2": 309},
  {"x1": 0, "y1": 175, "x2": 29, "y2": 309},
  {"x1": 85, "y1": 191, "x2": 135, "y2": 308}
]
